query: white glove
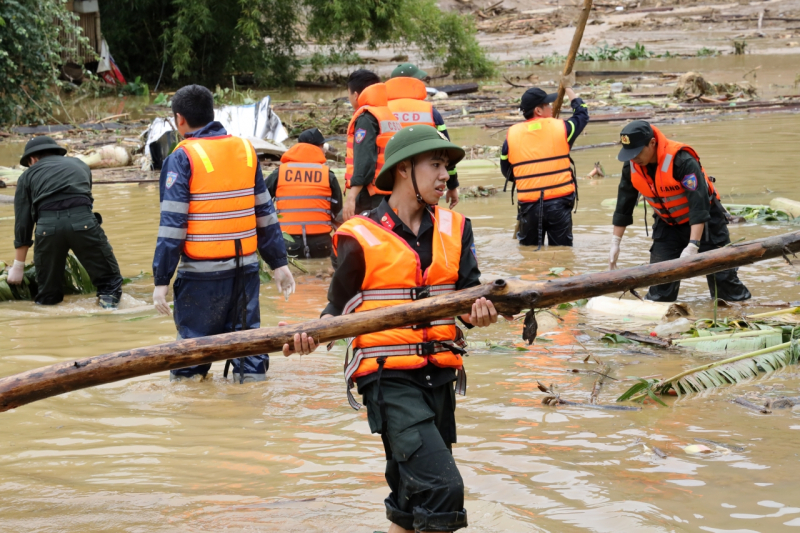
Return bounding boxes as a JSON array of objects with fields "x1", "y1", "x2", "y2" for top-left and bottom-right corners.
[
  {"x1": 609, "y1": 235, "x2": 622, "y2": 270},
  {"x1": 153, "y1": 285, "x2": 170, "y2": 315},
  {"x1": 273, "y1": 265, "x2": 295, "y2": 301},
  {"x1": 7, "y1": 260, "x2": 25, "y2": 285},
  {"x1": 680, "y1": 243, "x2": 700, "y2": 259}
]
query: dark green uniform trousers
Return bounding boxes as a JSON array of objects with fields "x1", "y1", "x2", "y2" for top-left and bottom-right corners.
[
  {"x1": 33, "y1": 206, "x2": 123, "y2": 305},
  {"x1": 362, "y1": 379, "x2": 468, "y2": 532}
]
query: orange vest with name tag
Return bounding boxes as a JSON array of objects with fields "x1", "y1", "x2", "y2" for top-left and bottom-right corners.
[
  {"x1": 275, "y1": 143, "x2": 333, "y2": 236},
  {"x1": 175, "y1": 135, "x2": 258, "y2": 260},
  {"x1": 629, "y1": 126, "x2": 718, "y2": 226},
  {"x1": 386, "y1": 77, "x2": 435, "y2": 128}
]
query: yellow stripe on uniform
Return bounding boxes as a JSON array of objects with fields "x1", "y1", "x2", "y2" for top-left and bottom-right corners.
[
  {"x1": 240, "y1": 137, "x2": 253, "y2": 168},
  {"x1": 192, "y1": 143, "x2": 215, "y2": 173}
]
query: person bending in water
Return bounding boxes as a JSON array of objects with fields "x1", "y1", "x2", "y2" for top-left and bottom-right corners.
[
  {"x1": 289, "y1": 125, "x2": 507, "y2": 532},
  {"x1": 609, "y1": 120, "x2": 751, "y2": 302}
]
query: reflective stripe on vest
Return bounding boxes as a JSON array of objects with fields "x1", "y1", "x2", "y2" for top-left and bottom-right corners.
[
  {"x1": 333, "y1": 207, "x2": 466, "y2": 409},
  {"x1": 629, "y1": 126, "x2": 717, "y2": 226},
  {"x1": 175, "y1": 135, "x2": 258, "y2": 260},
  {"x1": 506, "y1": 118, "x2": 575, "y2": 202},
  {"x1": 275, "y1": 154, "x2": 333, "y2": 236},
  {"x1": 344, "y1": 83, "x2": 402, "y2": 196}
]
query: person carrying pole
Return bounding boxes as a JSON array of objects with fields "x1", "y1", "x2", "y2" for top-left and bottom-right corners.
[
  {"x1": 9, "y1": 136, "x2": 123, "y2": 308},
  {"x1": 343, "y1": 69, "x2": 402, "y2": 220},
  {"x1": 296, "y1": 125, "x2": 508, "y2": 532},
  {"x1": 265, "y1": 128, "x2": 343, "y2": 259},
  {"x1": 609, "y1": 120, "x2": 751, "y2": 302},
  {"x1": 500, "y1": 86, "x2": 589, "y2": 248},
  {"x1": 152, "y1": 84, "x2": 296, "y2": 383},
  {"x1": 386, "y1": 63, "x2": 460, "y2": 208}
]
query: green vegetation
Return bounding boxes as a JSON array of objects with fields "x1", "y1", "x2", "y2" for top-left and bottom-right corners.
[
  {"x1": 727, "y1": 206, "x2": 798, "y2": 224},
  {"x1": 577, "y1": 42, "x2": 652, "y2": 61},
  {"x1": 0, "y1": 254, "x2": 95, "y2": 302},
  {"x1": 0, "y1": 0, "x2": 90, "y2": 124},
  {"x1": 696, "y1": 47, "x2": 720, "y2": 57},
  {"x1": 100, "y1": 0, "x2": 494, "y2": 90}
]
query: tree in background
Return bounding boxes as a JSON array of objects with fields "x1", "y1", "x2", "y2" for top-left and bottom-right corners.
[
  {"x1": 100, "y1": 0, "x2": 494, "y2": 89},
  {"x1": 0, "y1": 0, "x2": 89, "y2": 124}
]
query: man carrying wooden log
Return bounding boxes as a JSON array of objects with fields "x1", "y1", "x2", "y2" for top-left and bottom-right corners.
[
  {"x1": 386, "y1": 63, "x2": 460, "y2": 208},
  {"x1": 9, "y1": 136, "x2": 123, "y2": 308},
  {"x1": 152, "y1": 84, "x2": 295, "y2": 383},
  {"x1": 610, "y1": 120, "x2": 751, "y2": 302},
  {"x1": 316, "y1": 125, "x2": 506, "y2": 532},
  {"x1": 264, "y1": 128, "x2": 343, "y2": 259},
  {"x1": 342, "y1": 69, "x2": 402, "y2": 220},
  {"x1": 500, "y1": 86, "x2": 589, "y2": 248}
]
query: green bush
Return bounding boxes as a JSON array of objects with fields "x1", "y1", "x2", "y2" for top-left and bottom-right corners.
[{"x1": 0, "y1": 0, "x2": 89, "y2": 124}]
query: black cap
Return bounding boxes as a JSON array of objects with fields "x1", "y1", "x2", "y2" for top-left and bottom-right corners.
[
  {"x1": 20, "y1": 136, "x2": 67, "y2": 167},
  {"x1": 297, "y1": 127, "x2": 325, "y2": 147},
  {"x1": 520, "y1": 88, "x2": 558, "y2": 113},
  {"x1": 617, "y1": 120, "x2": 654, "y2": 162}
]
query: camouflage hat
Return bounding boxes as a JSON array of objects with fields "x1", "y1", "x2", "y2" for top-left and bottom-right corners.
[
  {"x1": 390, "y1": 63, "x2": 428, "y2": 80},
  {"x1": 375, "y1": 125, "x2": 464, "y2": 191}
]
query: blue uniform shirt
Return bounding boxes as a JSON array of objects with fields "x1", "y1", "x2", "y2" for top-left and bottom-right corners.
[{"x1": 152, "y1": 121, "x2": 288, "y2": 285}]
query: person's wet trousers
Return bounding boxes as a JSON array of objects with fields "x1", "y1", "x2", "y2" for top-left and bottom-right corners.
[
  {"x1": 33, "y1": 206, "x2": 123, "y2": 305},
  {"x1": 516, "y1": 195, "x2": 574, "y2": 247}
]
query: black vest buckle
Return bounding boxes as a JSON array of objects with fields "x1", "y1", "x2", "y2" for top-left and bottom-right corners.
[{"x1": 411, "y1": 286, "x2": 431, "y2": 300}]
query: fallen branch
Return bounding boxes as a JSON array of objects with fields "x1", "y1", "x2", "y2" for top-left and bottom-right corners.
[
  {"x1": 592, "y1": 326, "x2": 671, "y2": 348},
  {"x1": 2, "y1": 231, "x2": 800, "y2": 411},
  {"x1": 733, "y1": 396, "x2": 771, "y2": 414}
]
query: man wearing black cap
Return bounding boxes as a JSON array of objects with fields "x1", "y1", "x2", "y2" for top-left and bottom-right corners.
[
  {"x1": 9, "y1": 136, "x2": 123, "y2": 307},
  {"x1": 265, "y1": 128, "x2": 343, "y2": 259},
  {"x1": 500, "y1": 86, "x2": 589, "y2": 248},
  {"x1": 610, "y1": 120, "x2": 750, "y2": 302}
]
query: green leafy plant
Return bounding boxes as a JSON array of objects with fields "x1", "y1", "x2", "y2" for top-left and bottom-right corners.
[
  {"x1": 577, "y1": 42, "x2": 651, "y2": 62},
  {"x1": 727, "y1": 206, "x2": 798, "y2": 224},
  {"x1": 0, "y1": 0, "x2": 91, "y2": 124},
  {"x1": 0, "y1": 254, "x2": 95, "y2": 302},
  {"x1": 696, "y1": 47, "x2": 720, "y2": 57},
  {"x1": 122, "y1": 76, "x2": 150, "y2": 96}
]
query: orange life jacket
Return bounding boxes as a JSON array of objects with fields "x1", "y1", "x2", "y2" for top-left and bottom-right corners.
[
  {"x1": 506, "y1": 118, "x2": 575, "y2": 202},
  {"x1": 386, "y1": 77, "x2": 435, "y2": 128},
  {"x1": 344, "y1": 83, "x2": 402, "y2": 196},
  {"x1": 175, "y1": 135, "x2": 258, "y2": 260},
  {"x1": 629, "y1": 126, "x2": 719, "y2": 226},
  {"x1": 333, "y1": 207, "x2": 467, "y2": 409},
  {"x1": 275, "y1": 143, "x2": 333, "y2": 250}
]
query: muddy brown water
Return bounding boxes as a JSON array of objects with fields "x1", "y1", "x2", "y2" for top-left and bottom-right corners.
[{"x1": 0, "y1": 112, "x2": 800, "y2": 531}]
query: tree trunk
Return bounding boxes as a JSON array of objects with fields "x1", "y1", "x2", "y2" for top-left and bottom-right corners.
[{"x1": 1, "y1": 230, "x2": 799, "y2": 411}]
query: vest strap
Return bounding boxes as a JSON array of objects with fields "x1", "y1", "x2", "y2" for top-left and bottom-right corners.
[
  {"x1": 277, "y1": 207, "x2": 332, "y2": 215},
  {"x1": 187, "y1": 208, "x2": 255, "y2": 221},
  {"x1": 510, "y1": 154, "x2": 570, "y2": 168},
  {"x1": 276, "y1": 195, "x2": 332, "y2": 201},
  {"x1": 190, "y1": 187, "x2": 254, "y2": 201},
  {"x1": 185, "y1": 229, "x2": 257, "y2": 242},
  {"x1": 516, "y1": 180, "x2": 574, "y2": 194},
  {"x1": 514, "y1": 166, "x2": 573, "y2": 182}
]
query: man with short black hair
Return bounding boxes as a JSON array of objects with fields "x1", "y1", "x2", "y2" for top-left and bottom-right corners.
[
  {"x1": 610, "y1": 120, "x2": 751, "y2": 302},
  {"x1": 9, "y1": 136, "x2": 123, "y2": 307},
  {"x1": 265, "y1": 128, "x2": 343, "y2": 259},
  {"x1": 343, "y1": 69, "x2": 401, "y2": 220},
  {"x1": 500, "y1": 86, "x2": 589, "y2": 248},
  {"x1": 152, "y1": 84, "x2": 295, "y2": 383}
]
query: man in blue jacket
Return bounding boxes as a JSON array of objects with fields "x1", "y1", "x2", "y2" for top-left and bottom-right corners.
[{"x1": 152, "y1": 85, "x2": 295, "y2": 383}]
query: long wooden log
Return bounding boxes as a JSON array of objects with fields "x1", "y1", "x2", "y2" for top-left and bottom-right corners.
[
  {"x1": 552, "y1": 0, "x2": 593, "y2": 118},
  {"x1": 1, "y1": 230, "x2": 799, "y2": 411}
]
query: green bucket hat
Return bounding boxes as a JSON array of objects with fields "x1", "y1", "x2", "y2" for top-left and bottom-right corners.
[
  {"x1": 375, "y1": 125, "x2": 465, "y2": 192},
  {"x1": 20, "y1": 136, "x2": 67, "y2": 167},
  {"x1": 390, "y1": 63, "x2": 428, "y2": 80}
]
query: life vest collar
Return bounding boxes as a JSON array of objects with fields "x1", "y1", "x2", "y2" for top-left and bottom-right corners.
[
  {"x1": 357, "y1": 83, "x2": 388, "y2": 108},
  {"x1": 280, "y1": 142, "x2": 327, "y2": 164},
  {"x1": 386, "y1": 77, "x2": 427, "y2": 101}
]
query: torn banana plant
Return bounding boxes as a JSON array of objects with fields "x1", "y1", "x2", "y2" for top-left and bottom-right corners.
[{"x1": 618, "y1": 339, "x2": 800, "y2": 404}]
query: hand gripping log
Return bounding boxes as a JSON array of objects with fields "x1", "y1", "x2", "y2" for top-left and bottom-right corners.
[{"x1": 1, "y1": 230, "x2": 799, "y2": 411}]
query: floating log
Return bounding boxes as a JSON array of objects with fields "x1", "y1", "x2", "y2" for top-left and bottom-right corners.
[
  {"x1": 1, "y1": 230, "x2": 800, "y2": 411},
  {"x1": 431, "y1": 83, "x2": 479, "y2": 95}
]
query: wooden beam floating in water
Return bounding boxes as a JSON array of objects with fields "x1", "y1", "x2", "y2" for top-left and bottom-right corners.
[{"x1": 1, "y1": 230, "x2": 800, "y2": 411}]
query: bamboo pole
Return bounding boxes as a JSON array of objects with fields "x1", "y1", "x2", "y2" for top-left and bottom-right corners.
[
  {"x1": 552, "y1": 0, "x2": 594, "y2": 119},
  {"x1": 1, "y1": 230, "x2": 800, "y2": 411},
  {"x1": 747, "y1": 306, "x2": 800, "y2": 319},
  {"x1": 672, "y1": 329, "x2": 781, "y2": 345}
]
